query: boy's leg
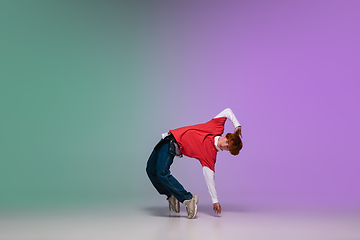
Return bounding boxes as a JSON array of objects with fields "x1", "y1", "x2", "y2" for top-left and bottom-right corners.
[
  {"x1": 155, "y1": 143, "x2": 192, "y2": 203},
  {"x1": 146, "y1": 146, "x2": 172, "y2": 197}
]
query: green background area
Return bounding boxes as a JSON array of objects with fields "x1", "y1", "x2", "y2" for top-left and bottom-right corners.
[{"x1": 1, "y1": 1, "x2": 167, "y2": 209}]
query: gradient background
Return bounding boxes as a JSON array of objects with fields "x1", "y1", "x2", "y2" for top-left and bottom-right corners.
[{"x1": 1, "y1": 0, "x2": 359, "y2": 211}]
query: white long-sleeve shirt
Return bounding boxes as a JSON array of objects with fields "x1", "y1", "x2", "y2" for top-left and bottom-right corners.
[{"x1": 202, "y1": 108, "x2": 241, "y2": 203}]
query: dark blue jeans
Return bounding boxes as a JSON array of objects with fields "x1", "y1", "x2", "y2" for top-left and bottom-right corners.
[{"x1": 146, "y1": 140, "x2": 192, "y2": 203}]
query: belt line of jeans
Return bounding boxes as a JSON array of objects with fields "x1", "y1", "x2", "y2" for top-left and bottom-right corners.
[{"x1": 154, "y1": 134, "x2": 183, "y2": 157}]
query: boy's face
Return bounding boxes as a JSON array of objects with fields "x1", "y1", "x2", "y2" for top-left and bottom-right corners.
[{"x1": 218, "y1": 137, "x2": 229, "y2": 151}]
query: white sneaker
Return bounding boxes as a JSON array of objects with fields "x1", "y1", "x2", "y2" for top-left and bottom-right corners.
[
  {"x1": 167, "y1": 195, "x2": 180, "y2": 213},
  {"x1": 183, "y1": 194, "x2": 198, "y2": 219}
]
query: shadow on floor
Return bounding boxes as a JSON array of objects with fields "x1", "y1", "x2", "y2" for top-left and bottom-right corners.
[
  {"x1": 197, "y1": 204, "x2": 259, "y2": 216},
  {"x1": 143, "y1": 204, "x2": 258, "y2": 218},
  {"x1": 142, "y1": 206, "x2": 187, "y2": 218}
]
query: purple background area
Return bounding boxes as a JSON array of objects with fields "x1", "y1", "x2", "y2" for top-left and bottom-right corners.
[
  {"x1": 2, "y1": 1, "x2": 359, "y2": 211},
  {"x1": 143, "y1": 1, "x2": 360, "y2": 209}
]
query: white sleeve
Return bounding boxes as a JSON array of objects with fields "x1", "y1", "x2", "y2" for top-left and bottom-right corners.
[
  {"x1": 203, "y1": 166, "x2": 219, "y2": 204},
  {"x1": 214, "y1": 108, "x2": 241, "y2": 128}
]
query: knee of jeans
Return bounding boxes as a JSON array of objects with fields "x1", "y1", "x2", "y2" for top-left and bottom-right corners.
[
  {"x1": 146, "y1": 165, "x2": 155, "y2": 177},
  {"x1": 156, "y1": 167, "x2": 170, "y2": 179}
]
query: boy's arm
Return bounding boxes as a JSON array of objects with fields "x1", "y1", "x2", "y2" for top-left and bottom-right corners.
[
  {"x1": 203, "y1": 166, "x2": 221, "y2": 214},
  {"x1": 215, "y1": 108, "x2": 242, "y2": 138},
  {"x1": 202, "y1": 167, "x2": 222, "y2": 214},
  {"x1": 214, "y1": 108, "x2": 241, "y2": 128},
  {"x1": 202, "y1": 166, "x2": 218, "y2": 203}
]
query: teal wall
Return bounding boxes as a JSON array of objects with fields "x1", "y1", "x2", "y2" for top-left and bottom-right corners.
[{"x1": 1, "y1": 1, "x2": 170, "y2": 209}]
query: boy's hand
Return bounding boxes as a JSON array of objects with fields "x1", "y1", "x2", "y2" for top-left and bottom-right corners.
[
  {"x1": 235, "y1": 126, "x2": 242, "y2": 138},
  {"x1": 213, "y1": 202, "x2": 222, "y2": 214}
]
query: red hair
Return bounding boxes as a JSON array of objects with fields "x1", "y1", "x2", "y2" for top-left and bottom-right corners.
[{"x1": 225, "y1": 133, "x2": 242, "y2": 155}]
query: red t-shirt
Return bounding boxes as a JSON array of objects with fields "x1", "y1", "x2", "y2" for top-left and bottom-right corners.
[{"x1": 169, "y1": 117, "x2": 226, "y2": 172}]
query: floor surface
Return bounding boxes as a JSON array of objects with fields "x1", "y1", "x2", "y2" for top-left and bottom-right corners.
[{"x1": 1, "y1": 202, "x2": 359, "y2": 240}]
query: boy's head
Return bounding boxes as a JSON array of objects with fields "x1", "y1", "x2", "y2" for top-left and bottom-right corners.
[{"x1": 225, "y1": 133, "x2": 242, "y2": 155}]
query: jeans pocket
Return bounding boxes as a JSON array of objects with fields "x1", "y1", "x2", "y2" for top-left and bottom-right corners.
[
  {"x1": 168, "y1": 140, "x2": 176, "y2": 156},
  {"x1": 169, "y1": 140, "x2": 182, "y2": 157}
]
